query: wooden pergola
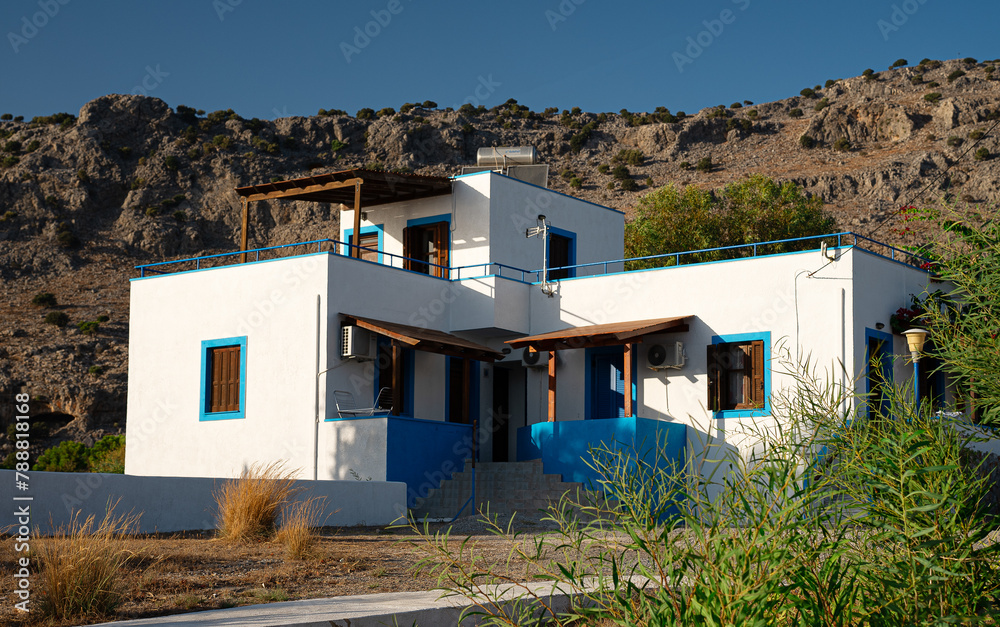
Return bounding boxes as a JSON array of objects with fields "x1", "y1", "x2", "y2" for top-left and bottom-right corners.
[
  {"x1": 234, "y1": 169, "x2": 453, "y2": 261},
  {"x1": 342, "y1": 315, "x2": 504, "y2": 422},
  {"x1": 506, "y1": 316, "x2": 692, "y2": 422}
]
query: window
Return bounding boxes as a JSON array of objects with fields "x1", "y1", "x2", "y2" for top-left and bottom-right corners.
[
  {"x1": 548, "y1": 227, "x2": 576, "y2": 280},
  {"x1": 200, "y1": 336, "x2": 247, "y2": 421},
  {"x1": 707, "y1": 333, "x2": 770, "y2": 415},
  {"x1": 865, "y1": 328, "x2": 892, "y2": 419},
  {"x1": 403, "y1": 220, "x2": 449, "y2": 278},
  {"x1": 343, "y1": 224, "x2": 383, "y2": 263}
]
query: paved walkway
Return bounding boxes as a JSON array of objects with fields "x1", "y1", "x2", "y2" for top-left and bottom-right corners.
[{"x1": 91, "y1": 581, "x2": 589, "y2": 627}]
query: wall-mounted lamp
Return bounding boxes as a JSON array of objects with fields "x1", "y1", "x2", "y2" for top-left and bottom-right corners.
[
  {"x1": 875, "y1": 322, "x2": 885, "y2": 330},
  {"x1": 902, "y1": 328, "x2": 929, "y2": 411}
]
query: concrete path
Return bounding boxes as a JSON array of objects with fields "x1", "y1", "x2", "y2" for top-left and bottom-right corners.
[{"x1": 91, "y1": 581, "x2": 591, "y2": 627}]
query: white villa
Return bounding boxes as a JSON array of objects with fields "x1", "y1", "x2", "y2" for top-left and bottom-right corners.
[{"x1": 124, "y1": 161, "x2": 943, "y2": 511}]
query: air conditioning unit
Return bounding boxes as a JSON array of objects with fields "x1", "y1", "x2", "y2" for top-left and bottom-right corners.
[
  {"x1": 521, "y1": 348, "x2": 549, "y2": 368},
  {"x1": 341, "y1": 325, "x2": 371, "y2": 359},
  {"x1": 646, "y1": 342, "x2": 684, "y2": 370}
]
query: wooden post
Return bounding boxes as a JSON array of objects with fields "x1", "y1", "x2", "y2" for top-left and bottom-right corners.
[
  {"x1": 352, "y1": 181, "x2": 362, "y2": 258},
  {"x1": 240, "y1": 198, "x2": 249, "y2": 263},
  {"x1": 547, "y1": 351, "x2": 556, "y2": 422},
  {"x1": 391, "y1": 342, "x2": 402, "y2": 416},
  {"x1": 624, "y1": 343, "x2": 633, "y2": 418}
]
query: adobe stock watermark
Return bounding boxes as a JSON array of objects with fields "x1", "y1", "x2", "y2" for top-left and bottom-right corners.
[
  {"x1": 672, "y1": 0, "x2": 751, "y2": 73},
  {"x1": 7, "y1": 0, "x2": 71, "y2": 54},
  {"x1": 340, "y1": 0, "x2": 409, "y2": 64},
  {"x1": 213, "y1": 0, "x2": 242, "y2": 22},
  {"x1": 131, "y1": 65, "x2": 169, "y2": 97},
  {"x1": 452, "y1": 74, "x2": 502, "y2": 110},
  {"x1": 876, "y1": 0, "x2": 929, "y2": 41},
  {"x1": 544, "y1": 0, "x2": 585, "y2": 31}
]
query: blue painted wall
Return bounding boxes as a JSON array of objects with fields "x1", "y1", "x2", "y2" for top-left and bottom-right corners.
[
  {"x1": 517, "y1": 417, "x2": 686, "y2": 485},
  {"x1": 385, "y1": 416, "x2": 473, "y2": 508}
]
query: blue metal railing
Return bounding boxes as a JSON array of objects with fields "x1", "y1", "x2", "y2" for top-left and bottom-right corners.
[{"x1": 135, "y1": 231, "x2": 930, "y2": 280}]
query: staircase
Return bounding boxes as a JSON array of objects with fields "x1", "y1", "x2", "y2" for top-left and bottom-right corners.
[{"x1": 410, "y1": 459, "x2": 584, "y2": 520}]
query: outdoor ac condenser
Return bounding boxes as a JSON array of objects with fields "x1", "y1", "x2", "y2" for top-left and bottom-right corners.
[
  {"x1": 646, "y1": 342, "x2": 685, "y2": 369},
  {"x1": 340, "y1": 325, "x2": 371, "y2": 359},
  {"x1": 521, "y1": 348, "x2": 550, "y2": 368}
]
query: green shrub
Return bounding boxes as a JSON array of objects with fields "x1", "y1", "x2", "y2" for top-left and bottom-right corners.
[
  {"x1": 44, "y1": 311, "x2": 68, "y2": 326},
  {"x1": 611, "y1": 164, "x2": 630, "y2": 180},
  {"x1": 77, "y1": 321, "x2": 100, "y2": 335},
  {"x1": 891, "y1": 58, "x2": 908, "y2": 68},
  {"x1": 164, "y1": 155, "x2": 180, "y2": 171},
  {"x1": 679, "y1": 161, "x2": 691, "y2": 170},
  {"x1": 211, "y1": 135, "x2": 231, "y2": 150},
  {"x1": 117, "y1": 146, "x2": 132, "y2": 158},
  {"x1": 597, "y1": 164, "x2": 609, "y2": 174},
  {"x1": 974, "y1": 147, "x2": 991, "y2": 161},
  {"x1": 1, "y1": 155, "x2": 19, "y2": 168},
  {"x1": 833, "y1": 137, "x2": 851, "y2": 152},
  {"x1": 947, "y1": 69, "x2": 966, "y2": 82},
  {"x1": 606, "y1": 181, "x2": 616, "y2": 190},
  {"x1": 376, "y1": 107, "x2": 395, "y2": 117},
  {"x1": 355, "y1": 108, "x2": 375, "y2": 120},
  {"x1": 927, "y1": 80, "x2": 940, "y2": 88},
  {"x1": 1, "y1": 210, "x2": 17, "y2": 222},
  {"x1": 0, "y1": 113, "x2": 11, "y2": 120},
  {"x1": 963, "y1": 57, "x2": 977, "y2": 65},
  {"x1": 862, "y1": 68, "x2": 877, "y2": 79},
  {"x1": 814, "y1": 98, "x2": 829, "y2": 112},
  {"x1": 696, "y1": 156, "x2": 713, "y2": 172},
  {"x1": 569, "y1": 177, "x2": 582, "y2": 189},
  {"x1": 619, "y1": 178, "x2": 638, "y2": 191},
  {"x1": 747, "y1": 109, "x2": 758, "y2": 119},
  {"x1": 144, "y1": 207, "x2": 159, "y2": 218},
  {"x1": 924, "y1": 92, "x2": 943, "y2": 103},
  {"x1": 947, "y1": 136, "x2": 962, "y2": 147},
  {"x1": 789, "y1": 108, "x2": 804, "y2": 118},
  {"x1": 26, "y1": 140, "x2": 39, "y2": 152},
  {"x1": 799, "y1": 87, "x2": 816, "y2": 98},
  {"x1": 910, "y1": 74, "x2": 924, "y2": 85},
  {"x1": 56, "y1": 230, "x2": 80, "y2": 250},
  {"x1": 969, "y1": 129, "x2": 985, "y2": 140},
  {"x1": 612, "y1": 148, "x2": 644, "y2": 166},
  {"x1": 97, "y1": 315, "x2": 110, "y2": 323},
  {"x1": 3, "y1": 140, "x2": 22, "y2": 153},
  {"x1": 460, "y1": 123, "x2": 474, "y2": 133},
  {"x1": 421, "y1": 100, "x2": 437, "y2": 108},
  {"x1": 88, "y1": 365, "x2": 104, "y2": 376},
  {"x1": 35, "y1": 440, "x2": 89, "y2": 472},
  {"x1": 31, "y1": 292, "x2": 57, "y2": 308},
  {"x1": 569, "y1": 121, "x2": 597, "y2": 153},
  {"x1": 799, "y1": 134, "x2": 815, "y2": 149},
  {"x1": 730, "y1": 102, "x2": 742, "y2": 109}
]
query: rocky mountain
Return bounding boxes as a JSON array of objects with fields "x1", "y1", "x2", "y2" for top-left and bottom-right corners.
[{"x1": 2, "y1": 57, "x2": 999, "y2": 456}]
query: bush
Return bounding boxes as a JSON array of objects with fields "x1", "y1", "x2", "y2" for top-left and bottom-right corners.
[
  {"x1": 789, "y1": 108, "x2": 804, "y2": 118},
  {"x1": 44, "y1": 311, "x2": 69, "y2": 327},
  {"x1": 376, "y1": 107, "x2": 395, "y2": 117},
  {"x1": 695, "y1": 156, "x2": 713, "y2": 172},
  {"x1": 612, "y1": 148, "x2": 644, "y2": 166},
  {"x1": 947, "y1": 135, "x2": 962, "y2": 147},
  {"x1": 891, "y1": 58, "x2": 908, "y2": 68},
  {"x1": 31, "y1": 292, "x2": 57, "y2": 308},
  {"x1": 619, "y1": 178, "x2": 638, "y2": 191},
  {"x1": 862, "y1": 68, "x2": 877, "y2": 79},
  {"x1": 832, "y1": 137, "x2": 851, "y2": 152},
  {"x1": 0, "y1": 113, "x2": 11, "y2": 120},
  {"x1": 35, "y1": 440, "x2": 89, "y2": 472},
  {"x1": 4, "y1": 140, "x2": 22, "y2": 153},
  {"x1": 88, "y1": 365, "x2": 104, "y2": 376},
  {"x1": 910, "y1": 74, "x2": 924, "y2": 85},
  {"x1": 799, "y1": 87, "x2": 816, "y2": 98},
  {"x1": 799, "y1": 134, "x2": 815, "y2": 149},
  {"x1": 969, "y1": 130, "x2": 986, "y2": 140},
  {"x1": 569, "y1": 177, "x2": 582, "y2": 189},
  {"x1": 927, "y1": 80, "x2": 940, "y2": 88},
  {"x1": 569, "y1": 121, "x2": 598, "y2": 153},
  {"x1": 274, "y1": 497, "x2": 324, "y2": 560},
  {"x1": 97, "y1": 315, "x2": 110, "y2": 323},
  {"x1": 924, "y1": 92, "x2": 943, "y2": 103},
  {"x1": 421, "y1": 100, "x2": 437, "y2": 108},
  {"x1": 1, "y1": 155, "x2": 19, "y2": 168},
  {"x1": 974, "y1": 147, "x2": 991, "y2": 161},
  {"x1": 355, "y1": 108, "x2": 375, "y2": 120},
  {"x1": 215, "y1": 462, "x2": 298, "y2": 541},
  {"x1": 164, "y1": 155, "x2": 180, "y2": 171},
  {"x1": 747, "y1": 109, "x2": 758, "y2": 119},
  {"x1": 730, "y1": 102, "x2": 742, "y2": 109},
  {"x1": 947, "y1": 69, "x2": 966, "y2": 82},
  {"x1": 56, "y1": 230, "x2": 80, "y2": 249},
  {"x1": 963, "y1": 57, "x2": 977, "y2": 65},
  {"x1": 611, "y1": 164, "x2": 630, "y2": 180},
  {"x1": 679, "y1": 161, "x2": 691, "y2": 170},
  {"x1": 77, "y1": 321, "x2": 100, "y2": 335},
  {"x1": 814, "y1": 97, "x2": 829, "y2": 112},
  {"x1": 597, "y1": 164, "x2": 609, "y2": 174}
]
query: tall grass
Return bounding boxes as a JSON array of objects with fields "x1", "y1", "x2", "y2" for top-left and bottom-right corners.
[
  {"x1": 274, "y1": 496, "x2": 326, "y2": 559},
  {"x1": 215, "y1": 462, "x2": 298, "y2": 542},
  {"x1": 411, "y1": 354, "x2": 1000, "y2": 626},
  {"x1": 35, "y1": 505, "x2": 143, "y2": 620}
]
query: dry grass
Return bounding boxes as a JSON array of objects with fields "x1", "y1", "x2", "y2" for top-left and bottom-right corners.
[
  {"x1": 215, "y1": 462, "x2": 299, "y2": 542},
  {"x1": 35, "y1": 505, "x2": 144, "y2": 620},
  {"x1": 274, "y1": 496, "x2": 326, "y2": 559}
]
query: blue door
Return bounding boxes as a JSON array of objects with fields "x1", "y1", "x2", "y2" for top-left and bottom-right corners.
[{"x1": 591, "y1": 352, "x2": 625, "y2": 418}]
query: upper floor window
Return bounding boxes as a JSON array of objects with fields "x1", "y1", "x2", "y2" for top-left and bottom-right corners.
[{"x1": 548, "y1": 227, "x2": 576, "y2": 280}]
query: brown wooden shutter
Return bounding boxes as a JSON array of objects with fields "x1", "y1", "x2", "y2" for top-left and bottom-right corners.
[
  {"x1": 706, "y1": 344, "x2": 721, "y2": 412},
  {"x1": 402, "y1": 226, "x2": 416, "y2": 271},
  {"x1": 750, "y1": 340, "x2": 765, "y2": 408},
  {"x1": 433, "y1": 221, "x2": 449, "y2": 278},
  {"x1": 210, "y1": 346, "x2": 240, "y2": 412}
]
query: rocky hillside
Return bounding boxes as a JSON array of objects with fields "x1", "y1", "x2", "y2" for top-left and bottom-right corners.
[{"x1": 1, "y1": 57, "x2": 999, "y2": 455}]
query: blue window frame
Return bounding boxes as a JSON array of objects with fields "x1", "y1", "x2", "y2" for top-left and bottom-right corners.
[
  {"x1": 865, "y1": 328, "x2": 893, "y2": 419},
  {"x1": 548, "y1": 226, "x2": 576, "y2": 280},
  {"x1": 200, "y1": 336, "x2": 247, "y2": 421},
  {"x1": 708, "y1": 331, "x2": 771, "y2": 418},
  {"x1": 584, "y1": 346, "x2": 637, "y2": 419},
  {"x1": 342, "y1": 224, "x2": 384, "y2": 262}
]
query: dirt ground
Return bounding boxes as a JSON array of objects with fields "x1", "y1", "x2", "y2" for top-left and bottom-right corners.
[{"x1": 0, "y1": 515, "x2": 564, "y2": 626}]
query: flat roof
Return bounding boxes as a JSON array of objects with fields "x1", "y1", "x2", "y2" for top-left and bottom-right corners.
[{"x1": 235, "y1": 169, "x2": 453, "y2": 207}]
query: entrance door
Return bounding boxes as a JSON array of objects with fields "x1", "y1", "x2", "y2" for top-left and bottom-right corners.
[
  {"x1": 590, "y1": 350, "x2": 626, "y2": 419},
  {"x1": 492, "y1": 367, "x2": 510, "y2": 462}
]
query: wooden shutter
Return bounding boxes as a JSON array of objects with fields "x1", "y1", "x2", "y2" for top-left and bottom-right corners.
[
  {"x1": 210, "y1": 346, "x2": 241, "y2": 412},
  {"x1": 402, "y1": 226, "x2": 416, "y2": 271},
  {"x1": 706, "y1": 344, "x2": 721, "y2": 412},
  {"x1": 750, "y1": 340, "x2": 765, "y2": 408},
  {"x1": 432, "y1": 221, "x2": 449, "y2": 278}
]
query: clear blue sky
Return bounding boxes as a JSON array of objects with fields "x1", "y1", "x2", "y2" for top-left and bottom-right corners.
[{"x1": 2, "y1": 0, "x2": 997, "y2": 120}]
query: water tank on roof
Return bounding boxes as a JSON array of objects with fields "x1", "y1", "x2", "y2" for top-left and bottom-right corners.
[{"x1": 476, "y1": 146, "x2": 537, "y2": 167}]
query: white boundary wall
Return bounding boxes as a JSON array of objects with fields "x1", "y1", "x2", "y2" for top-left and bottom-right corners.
[{"x1": 0, "y1": 470, "x2": 406, "y2": 534}]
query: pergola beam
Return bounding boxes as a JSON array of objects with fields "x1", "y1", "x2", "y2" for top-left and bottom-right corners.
[{"x1": 239, "y1": 177, "x2": 363, "y2": 203}]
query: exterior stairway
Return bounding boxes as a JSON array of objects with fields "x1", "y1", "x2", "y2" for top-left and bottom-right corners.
[{"x1": 410, "y1": 459, "x2": 584, "y2": 520}]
